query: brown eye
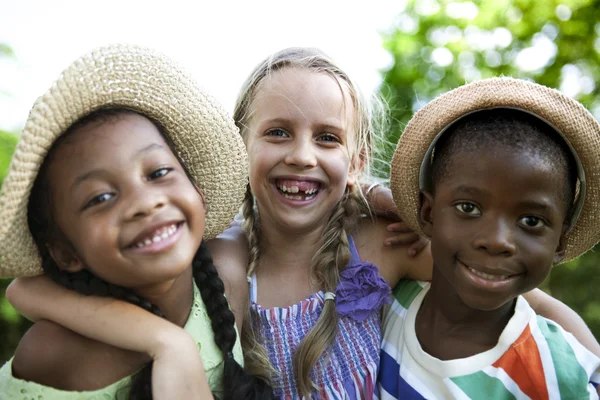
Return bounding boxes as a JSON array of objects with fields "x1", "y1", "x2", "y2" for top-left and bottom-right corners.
[
  {"x1": 84, "y1": 193, "x2": 114, "y2": 209},
  {"x1": 149, "y1": 168, "x2": 171, "y2": 180},
  {"x1": 519, "y1": 216, "x2": 545, "y2": 228},
  {"x1": 455, "y1": 202, "x2": 481, "y2": 216}
]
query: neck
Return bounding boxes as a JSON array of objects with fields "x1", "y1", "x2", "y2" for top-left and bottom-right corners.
[
  {"x1": 258, "y1": 216, "x2": 325, "y2": 276},
  {"x1": 416, "y1": 267, "x2": 515, "y2": 359},
  {"x1": 134, "y1": 267, "x2": 194, "y2": 327}
]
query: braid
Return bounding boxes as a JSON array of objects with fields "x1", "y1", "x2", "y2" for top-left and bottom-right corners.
[
  {"x1": 193, "y1": 241, "x2": 274, "y2": 399},
  {"x1": 293, "y1": 185, "x2": 366, "y2": 397},
  {"x1": 242, "y1": 186, "x2": 261, "y2": 277},
  {"x1": 239, "y1": 187, "x2": 277, "y2": 383}
]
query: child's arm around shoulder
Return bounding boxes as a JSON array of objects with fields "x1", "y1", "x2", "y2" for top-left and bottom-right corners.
[
  {"x1": 523, "y1": 289, "x2": 600, "y2": 358},
  {"x1": 7, "y1": 277, "x2": 212, "y2": 399},
  {"x1": 354, "y1": 216, "x2": 433, "y2": 287}
]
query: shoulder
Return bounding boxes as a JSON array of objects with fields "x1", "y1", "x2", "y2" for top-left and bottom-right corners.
[
  {"x1": 12, "y1": 320, "x2": 81, "y2": 388},
  {"x1": 531, "y1": 315, "x2": 600, "y2": 380},
  {"x1": 206, "y1": 225, "x2": 249, "y2": 333},
  {"x1": 353, "y1": 216, "x2": 432, "y2": 287},
  {"x1": 12, "y1": 320, "x2": 145, "y2": 391}
]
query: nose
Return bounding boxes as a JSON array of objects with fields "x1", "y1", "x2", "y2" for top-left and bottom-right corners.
[
  {"x1": 284, "y1": 135, "x2": 317, "y2": 168},
  {"x1": 472, "y1": 217, "x2": 516, "y2": 256},
  {"x1": 124, "y1": 185, "x2": 166, "y2": 220}
]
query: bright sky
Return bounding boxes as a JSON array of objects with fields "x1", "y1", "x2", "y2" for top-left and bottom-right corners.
[{"x1": 0, "y1": 0, "x2": 401, "y2": 131}]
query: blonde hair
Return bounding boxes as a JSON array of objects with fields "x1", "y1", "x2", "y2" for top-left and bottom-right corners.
[{"x1": 234, "y1": 47, "x2": 383, "y2": 396}]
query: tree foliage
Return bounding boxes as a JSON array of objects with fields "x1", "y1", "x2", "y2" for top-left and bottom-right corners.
[{"x1": 380, "y1": 0, "x2": 600, "y2": 338}]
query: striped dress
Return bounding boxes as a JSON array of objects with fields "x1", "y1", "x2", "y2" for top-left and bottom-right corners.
[
  {"x1": 378, "y1": 280, "x2": 600, "y2": 399},
  {"x1": 249, "y1": 237, "x2": 382, "y2": 399}
]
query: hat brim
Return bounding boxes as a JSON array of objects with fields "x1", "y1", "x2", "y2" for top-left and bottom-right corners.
[
  {"x1": 0, "y1": 44, "x2": 248, "y2": 277},
  {"x1": 390, "y1": 77, "x2": 600, "y2": 263}
]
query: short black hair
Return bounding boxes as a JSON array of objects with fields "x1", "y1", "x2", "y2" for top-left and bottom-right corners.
[{"x1": 431, "y1": 108, "x2": 578, "y2": 214}]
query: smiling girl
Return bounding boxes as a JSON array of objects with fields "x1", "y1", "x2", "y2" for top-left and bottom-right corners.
[{"x1": 0, "y1": 45, "x2": 272, "y2": 400}]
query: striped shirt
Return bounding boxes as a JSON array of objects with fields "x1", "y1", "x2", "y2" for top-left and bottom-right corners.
[
  {"x1": 249, "y1": 237, "x2": 382, "y2": 399},
  {"x1": 378, "y1": 280, "x2": 600, "y2": 399}
]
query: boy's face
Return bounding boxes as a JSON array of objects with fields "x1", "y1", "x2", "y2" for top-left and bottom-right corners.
[{"x1": 419, "y1": 145, "x2": 569, "y2": 311}]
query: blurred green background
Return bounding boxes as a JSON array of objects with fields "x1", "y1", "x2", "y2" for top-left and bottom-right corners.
[{"x1": 0, "y1": 0, "x2": 598, "y2": 363}]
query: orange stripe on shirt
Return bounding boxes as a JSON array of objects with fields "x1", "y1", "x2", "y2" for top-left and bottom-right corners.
[{"x1": 492, "y1": 325, "x2": 549, "y2": 400}]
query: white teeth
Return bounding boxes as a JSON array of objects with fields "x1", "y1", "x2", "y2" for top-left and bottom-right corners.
[
  {"x1": 134, "y1": 224, "x2": 178, "y2": 248},
  {"x1": 283, "y1": 193, "x2": 317, "y2": 200},
  {"x1": 290, "y1": 185, "x2": 299, "y2": 193},
  {"x1": 468, "y1": 267, "x2": 508, "y2": 281}
]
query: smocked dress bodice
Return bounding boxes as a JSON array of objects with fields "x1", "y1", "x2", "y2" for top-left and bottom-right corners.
[{"x1": 249, "y1": 236, "x2": 389, "y2": 399}]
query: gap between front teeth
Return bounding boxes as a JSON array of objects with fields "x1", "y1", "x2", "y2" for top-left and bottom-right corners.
[{"x1": 279, "y1": 185, "x2": 317, "y2": 194}]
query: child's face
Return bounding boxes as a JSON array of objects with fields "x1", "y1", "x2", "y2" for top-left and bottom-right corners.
[
  {"x1": 45, "y1": 113, "x2": 205, "y2": 293},
  {"x1": 419, "y1": 145, "x2": 568, "y2": 311},
  {"x1": 243, "y1": 67, "x2": 357, "y2": 233}
]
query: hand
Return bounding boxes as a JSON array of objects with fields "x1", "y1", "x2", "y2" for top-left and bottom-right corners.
[
  {"x1": 385, "y1": 221, "x2": 430, "y2": 257},
  {"x1": 151, "y1": 329, "x2": 214, "y2": 399},
  {"x1": 363, "y1": 183, "x2": 429, "y2": 257}
]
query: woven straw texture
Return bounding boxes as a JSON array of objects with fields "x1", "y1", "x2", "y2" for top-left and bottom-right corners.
[
  {"x1": 0, "y1": 44, "x2": 248, "y2": 277},
  {"x1": 390, "y1": 77, "x2": 600, "y2": 263}
]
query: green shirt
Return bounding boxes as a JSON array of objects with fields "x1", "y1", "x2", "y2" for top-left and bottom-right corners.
[{"x1": 0, "y1": 281, "x2": 243, "y2": 399}]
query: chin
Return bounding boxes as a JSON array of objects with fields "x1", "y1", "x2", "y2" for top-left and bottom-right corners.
[{"x1": 460, "y1": 293, "x2": 517, "y2": 312}]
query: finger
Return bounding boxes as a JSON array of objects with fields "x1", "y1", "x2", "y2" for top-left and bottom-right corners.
[
  {"x1": 407, "y1": 237, "x2": 429, "y2": 257},
  {"x1": 386, "y1": 222, "x2": 411, "y2": 233},
  {"x1": 384, "y1": 233, "x2": 421, "y2": 247}
]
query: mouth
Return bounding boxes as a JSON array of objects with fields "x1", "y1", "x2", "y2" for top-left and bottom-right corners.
[
  {"x1": 458, "y1": 259, "x2": 522, "y2": 288},
  {"x1": 129, "y1": 222, "x2": 184, "y2": 249},
  {"x1": 465, "y1": 266, "x2": 512, "y2": 281},
  {"x1": 275, "y1": 178, "x2": 321, "y2": 201}
]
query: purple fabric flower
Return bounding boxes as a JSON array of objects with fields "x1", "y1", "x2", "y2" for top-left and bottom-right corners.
[{"x1": 335, "y1": 261, "x2": 391, "y2": 322}]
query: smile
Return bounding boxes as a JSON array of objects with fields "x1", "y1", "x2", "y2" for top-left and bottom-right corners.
[
  {"x1": 458, "y1": 259, "x2": 522, "y2": 290},
  {"x1": 466, "y1": 266, "x2": 510, "y2": 281},
  {"x1": 275, "y1": 179, "x2": 320, "y2": 201},
  {"x1": 128, "y1": 222, "x2": 184, "y2": 254},
  {"x1": 134, "y1": 223, "x2": 179, "y2": 248}
]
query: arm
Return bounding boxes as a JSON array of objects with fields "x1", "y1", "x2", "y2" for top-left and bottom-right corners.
[
  {"x1": 7, "y1": 277, "x2": 213, "y2": 399},
  {"x1": 206, "y1": 219, "x2": 250, "y2": 334},
  {"x1": 363, "y1": 183, "x2": 429, "y2": 256},
  {"x1": 523, "y1": 288, "x2": 600, "y2": 358}
]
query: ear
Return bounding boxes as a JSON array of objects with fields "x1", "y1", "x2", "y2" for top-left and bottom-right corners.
[
  {"x1": 418, "y1": 190, "x2": 435, "y2": 239},
  {"x1": 47, "y1": 242, "x2": 85, "y2": 273},
  {"x1": 347, "y1": 153, "x2": 366, "y2": 187},
  {"x1": 193, "y1": 185, "x2": 207, "y2": 210},
  {"x1": 553, "y1": 224, "x2": 569, "y2": 265}
]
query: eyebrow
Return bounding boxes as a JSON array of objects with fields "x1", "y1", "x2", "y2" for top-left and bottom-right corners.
[
  {"x1": 451, "y1": 185, "x2": 487, "y2": 197},
  {"x1": 516, "y1": 199, "x2": 557, "y2": 213},
  {"x1": 71, "y1": 143, "x2": 166, "y2": 191}
]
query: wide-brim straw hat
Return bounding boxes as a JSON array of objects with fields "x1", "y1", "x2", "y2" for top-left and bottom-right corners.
[
  {"x1": 390, "y1": 77, "x2": 600, "y2": 263},
  {"x1": 0, "y1": 44, "x2": 248, "y2": 277}
]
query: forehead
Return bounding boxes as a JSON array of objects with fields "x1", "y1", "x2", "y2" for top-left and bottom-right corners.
[
  {"x1": 439, "y1": 146, "x2": 566, "y2": 200},
  {"x1": 48, "y1": 113, "x2": 170, "y2": 176},
  {"x1": 252, "y1": 67, "x2": 354, "y2": 127}
]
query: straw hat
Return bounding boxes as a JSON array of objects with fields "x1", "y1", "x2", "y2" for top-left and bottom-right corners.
[
  {"x1": 390, "y1": 77, "x2": 600, "y2": 262},
  {"x1": 0, "y1": 44, "x2": 248, "y2": 277}
]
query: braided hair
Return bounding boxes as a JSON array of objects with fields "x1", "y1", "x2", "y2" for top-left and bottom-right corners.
[{"x1": 26, "y1": 109, "x2": 274, "y2": 400}]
